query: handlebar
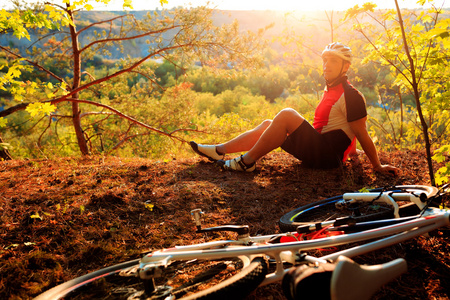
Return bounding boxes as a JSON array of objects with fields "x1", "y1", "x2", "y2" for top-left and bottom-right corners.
[{"x1": 191, "y1": 209, "x2": 250, "y2": 236}]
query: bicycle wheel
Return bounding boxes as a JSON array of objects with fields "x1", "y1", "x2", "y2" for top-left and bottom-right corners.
[
  {"x1": 279, "y1": 185, "x2": 438, "y2": 232},
  {"x1": 34, "y1": 255, "x2": 268, "y2": 300}
]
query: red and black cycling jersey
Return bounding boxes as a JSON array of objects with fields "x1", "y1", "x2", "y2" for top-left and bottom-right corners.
[{"x1": 313, "y1": 76, "x2": 367, "y2": 161}]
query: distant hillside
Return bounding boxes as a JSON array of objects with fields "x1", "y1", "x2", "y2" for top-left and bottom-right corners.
[
  {"x1": 0, "y1": 9, "x2": 339, "y2": 60},
  {"x1": 3, "y1": 8, "x2": 446, "y2": 61}
]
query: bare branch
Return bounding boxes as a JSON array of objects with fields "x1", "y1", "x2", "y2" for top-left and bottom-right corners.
[
  {"x1": 0, "y1": 103, "x2": 30, "y2": 118},
  {"x1": 79, "y1": 24, "x2": 181, "y2": 54},
  {"x1": 106, "y1": 132, "x2": 150, "y2": 155},
  {"x1": 353, "y1": 19, "x2": 413, "y2": 86},
  {"x1": 22, "y1": 115, "x2": 46, "y2": 137},
  {"x1": 44, "y1": 1, "x2": 67, "y2": 11},
  {"x1": 57, "y1": 43, "x2": 193, "y2": 101},
  {"x1": 38, "y1": 116, "x2": 52, "y2": 148},
  {"x1": 80, "y1": 111, "x2": 114, "y2": 118},
  {"x1": 130, "y1": 70, "x2": 165, "y2": 91},
  {"x1": 50, "y1": 98, "x2": 183, "y2": 141},
  {"x1": 27, "y1": 30, "x2": 69, "y2": 50},
  {"x1": 416, "y1": 9, "x2": 441, "y2": 83},
  {"x1": 77, "y1": 14, "x2": 136, "y2": 35},
  {"x1": 0, "y1": 46, "x2": 67, "y2": 85},
  {"x1": 168, "y1": 128, "x2": 205, "y2": 136}
]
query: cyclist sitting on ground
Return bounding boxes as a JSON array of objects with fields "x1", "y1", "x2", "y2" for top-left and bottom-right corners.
[{"x1": 190, "y1": 42, "x2": 398, "y2": 175}]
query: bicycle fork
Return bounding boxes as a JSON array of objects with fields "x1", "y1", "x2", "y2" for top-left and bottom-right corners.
[{"x1": 138, "y1": 255, "x2": 173, "y2": 298}]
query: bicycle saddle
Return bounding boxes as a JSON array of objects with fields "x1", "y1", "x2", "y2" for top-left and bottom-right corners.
[{"x1": 331, "y1": 256, "x2": 407, "y2": 300}]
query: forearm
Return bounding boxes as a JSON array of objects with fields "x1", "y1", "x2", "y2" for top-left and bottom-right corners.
[
  {"x1": 349, "y1": 117, "x2": 397, "y2": 174},
  {"x1": 358, "y1": 135, "x2": 382, "y2": 170}
]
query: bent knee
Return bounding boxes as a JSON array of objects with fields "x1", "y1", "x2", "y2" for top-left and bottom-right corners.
[
  {"x1": 276, "y1": 108, "x2": 304, "y2": 121},
  {"x1": 254, "y1": 119, "x2": 272, "y2": 133},
  {"x1": 279, "y1": 108, "x2": 300, "y2": 116},
  {"x1": 274, "y1": 108, "x2": 304, "y2": 132},
  {"x1": 261, "y1": 119, "x2": 272, "y2": 128}
]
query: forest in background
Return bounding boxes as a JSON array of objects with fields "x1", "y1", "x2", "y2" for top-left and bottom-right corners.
[
  {"x1": 0, "y1": 10, "x2": 333, "y2": 59},
  {"x1": 1, "y1": 1, "x2": 450, "y2": 184},
  {"x1": 1, "y1": 2, "x2": 450, "y2": 299}
]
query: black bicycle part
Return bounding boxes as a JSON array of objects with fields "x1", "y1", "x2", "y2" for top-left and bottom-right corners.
[
  {"x1": 196, "y1": 225, "x2": 249, "y2": 236},
  {"x1": 34, "y1": 256, "x2": 268, "y2": 300},
  {"x1": 282, "y1": 262, "x2": 335, "y2": 300},
  {"x1": 279, "y1": 185, "x2": 439, "y2": 233},
  {"x1": 328, "y1": 215, "x2": 420, "y2": 233}
]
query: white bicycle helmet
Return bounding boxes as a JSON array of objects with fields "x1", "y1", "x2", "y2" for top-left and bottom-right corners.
[{"x1": 322, "y1": 42, "x2": 352, "y2": 63}]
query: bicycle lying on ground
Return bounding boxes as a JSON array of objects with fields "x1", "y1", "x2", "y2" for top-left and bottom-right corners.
[{"x1": 34, "y1": 184, "x2": 449, "y2": 300}]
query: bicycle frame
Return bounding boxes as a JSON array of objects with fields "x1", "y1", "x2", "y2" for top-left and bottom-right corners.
[
  {"x1": 33, "y1": 186, "x2": 449, "y2": 300},
  {"x1": 139, "y1": 207, "x2": 449, "y2": 287},
  {"x1": 342, "y1": 192, "x2": 428, "y2": 218},
  {"x1": 290, "y1": 190, "x2": 429, "y2": 232}
]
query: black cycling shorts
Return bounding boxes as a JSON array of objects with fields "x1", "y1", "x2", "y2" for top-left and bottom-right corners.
[{"x1": 281, "y1": 121, "x2": 351, "y2": 169}]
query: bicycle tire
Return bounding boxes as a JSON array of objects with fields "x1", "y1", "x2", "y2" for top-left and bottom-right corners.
[
  {"x1": 279, "y1": 185, "x2": 439, "y2": 232},
  {"x1": 34, "y1": 255, "x2": 268, "y2": 300}
]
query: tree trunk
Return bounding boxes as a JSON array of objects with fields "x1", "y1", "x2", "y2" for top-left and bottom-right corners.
[
  {"x1": 413, "y1": 85, "x2": 435, "y2": 186},
  {"x1": 68, "y1": 4, "x2": 89, "y2": 155},
  {"x1": 395, "y1": 0, "x2": 435, "y2": 185},
  {"x1": 397, "y1": 86, "x2": 403, "y2": 138},
  {"x1": 72, "y1": 101, "x2": 89, "y2": 155}
]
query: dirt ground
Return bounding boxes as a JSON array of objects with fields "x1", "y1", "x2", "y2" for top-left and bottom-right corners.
[{"x1": 0, "y1": 150, "x2": 449, "y2": 299}]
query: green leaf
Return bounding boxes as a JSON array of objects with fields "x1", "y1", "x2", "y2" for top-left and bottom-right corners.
[
  {"x1": 421, "y1": 14, "x2": 433, "y2": 24},
  {"x1": 25, "y1": 102, "x2": 57, "y2": 117},
  {"x1": 30, "y1": 212, "x2": 42, "y2": 220},
  {"x1": 411, "y1": 23, "x2": 425, "y2": 32},
  {"x1": 25, "y1": 103, "x2": 42, "y2": 117},
  {"x1": 359, "y1": 187, "x2": 371, "y2": 193},
  {"x1": 5, "y1": 244, "x2": 19, "y2": 250},
  {"x1": 0, "y1": 143, "x2": 11, "y2": 151},
  {"x1": 0, "y1": 117, "x2": 7, "y2": 128},
  {"x1": 435, "y1": 31, "x2": 450, "y2": 39},
  {"x1": 123, "y1": 0, "x2": 134, "y2": 9},
  {"x1": 145, "y1": 202, "x2": 154, "y2": 212},
  {"x1": 433, "y1": 145, "x2": 450, "y2": 163}
]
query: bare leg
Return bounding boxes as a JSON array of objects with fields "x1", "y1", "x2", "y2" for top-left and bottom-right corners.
[
  {"x1": 191, "y1": 121, "x2": 272, "y2": 161},
  {"x1": 216, "y1": 120, "x2": 272, "y2": 154},
  {"x1": 195, "y1": 108, "x2": 304, "y2": 167},
  {"x1": 242, "y1": 108, "x2": 304, "y2": 164}
]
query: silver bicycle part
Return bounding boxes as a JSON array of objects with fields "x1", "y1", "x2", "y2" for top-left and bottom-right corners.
[
  {"x1": 33, "y1": 186, "x2": 448, "y2": 300},
  {"x1": 343, "y1": 193, "x2": 400, "y2": 218},
  {"x1": 331, "y1": 256, "x2": 407, "y2": 300}
]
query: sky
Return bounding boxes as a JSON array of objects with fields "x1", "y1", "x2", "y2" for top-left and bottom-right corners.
[
  {"x1": 1, "y1": 0, "x2": 444, "y2": 11},
  {"x1": 129, "y1": 0, "x2": 437, "y2": 11}
]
